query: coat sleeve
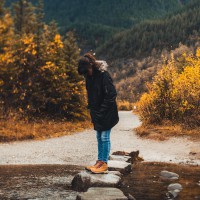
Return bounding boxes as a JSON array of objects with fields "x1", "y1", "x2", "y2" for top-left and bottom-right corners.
[{"x1": 99, "y1": 72, "x2": 117, "y2": 113}]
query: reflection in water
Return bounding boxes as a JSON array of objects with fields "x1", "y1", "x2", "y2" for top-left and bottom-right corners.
[
  {"x1": 0, "y1": 163, "x2": 199, "y2": 200},
  {"x1": 121, "y1": 162, "x2": 200, "y2": 200}
]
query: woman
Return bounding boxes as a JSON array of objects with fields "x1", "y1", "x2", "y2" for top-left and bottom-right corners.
[{"x1": 78, "y1": 53, "x2": 119, "y2": 174}]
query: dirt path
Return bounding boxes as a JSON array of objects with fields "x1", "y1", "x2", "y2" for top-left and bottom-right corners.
[{"x1": 0, "y1": 111, "x2": 199, "y2": 166}]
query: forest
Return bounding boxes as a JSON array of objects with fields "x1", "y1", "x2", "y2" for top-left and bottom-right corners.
[
  {"x1": 0, "y1": 0, "x2": 88, "y2": 121},
  {"x1": 5, "y1": 0, "x2": 191, "y2": 50},
  {"x1": 97, "y1": 0, "x2": 200, "y2": 59},
  {"x1": 99, "y1": 0, "x2": 200, "y2": 102}
]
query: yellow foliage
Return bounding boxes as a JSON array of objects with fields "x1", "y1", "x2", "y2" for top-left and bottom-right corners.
[
  {"x1": 196, "y1": 48, "x2": 200, "y2": 58},
  {"x1": 117, "y1": 100, "x2": 134, "y2": 111},
  {"x1": 41, "y1": 61, "x2": 59, "y2": 72},
  {"x1": 22, "y1": 35, "x2": 37, "y2": 54},
  {"x1": 138, "y1": 48, "x2": 200, "y2": 125},
  {"x1": 54, "y1": 34, "x2": 64, "y2": 48}
]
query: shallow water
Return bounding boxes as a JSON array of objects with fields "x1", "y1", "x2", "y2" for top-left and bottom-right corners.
[
  {"x1": 121, "y1": 162, "x2": 200, "y2": 200},
  {"x1": 0, "y1": 163, "x2": 199, "y2": 200}
]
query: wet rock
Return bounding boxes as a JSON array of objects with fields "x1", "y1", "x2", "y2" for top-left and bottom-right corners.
[
  {"x1": 109, "y1": 155, "x2": 131, "y2": 163},
  {"x1": 166, "y1": 183, "x2": 183, "y2": 199},
  {"x1": 197, "y1": 180, "x2": 200, "y2": 186},
  {"x1": 76, "y1": 187, "x2": 128, "y2": 200},
  {"x1": 112, "y1": 151, "x2": 130, "y2": 156},
  {"x1": 108, "y1": 160, "x2": 132, "y2": 174},
  {"x1": 112, "y1": 150, "x2": 143, "y2": 164},
  {"x1": 129, "y1": 151, "x2": 144, "y2": 163},
  {"x1": 168, "y1": 190, "x2": 180, "y2": 198},
  {"x1": 167, "y1": 183, "x2": 183, "y2": 191},
  {"x1": 189, "y1": 151, "x2": 197, "y2": 155},
  {"x1": 71, "y1": 171, "x2": 121, "y2": 192},
  {"x1": 127, "y1": 193, "x2": 136, "y2": 200},
  {"x1": 165, "y1": 191, "x2": 174, "y2": 199},
  {"x1": 160, "y1": 170, "x2": 179, "y2": 180},
  {"x1": 108, "y1": 171, "x2": 122, "y2": 177}
]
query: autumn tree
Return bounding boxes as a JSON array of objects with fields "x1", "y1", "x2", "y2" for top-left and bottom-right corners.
[
  {"x1": 138, "y1": 49, "x2": 200, "y2": 127},
  {"x1": 0, "y1": 0, "x2": 14, "y2": 115}
]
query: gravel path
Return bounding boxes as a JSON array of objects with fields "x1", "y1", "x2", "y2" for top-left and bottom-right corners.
[{"x1": 0, "y1": 111, "x2": 199, "y2": 166}]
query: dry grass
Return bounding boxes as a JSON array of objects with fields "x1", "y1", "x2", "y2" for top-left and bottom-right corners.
[
  {"x1": 135, "y1": 121, "x2": 200, "y2": 141},
  {"x1": 117, "y1": 100, "x2": 136, "y2": 111},
  {"x1": 0, "y1": 118, "x2": 93, "y2": 143}
]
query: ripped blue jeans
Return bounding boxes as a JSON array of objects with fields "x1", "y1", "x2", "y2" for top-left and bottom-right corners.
[{"x1": 96, "y1": 129, "x2": 111, "y2": 163}]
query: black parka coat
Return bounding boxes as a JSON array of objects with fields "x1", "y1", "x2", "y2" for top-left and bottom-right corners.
[{"x1": 85, "y1": 66, "x2": 119, "y2": 131}]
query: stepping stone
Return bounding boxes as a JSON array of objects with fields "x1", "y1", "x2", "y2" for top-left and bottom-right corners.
[
  {"x1": 112, "y1": 150, "x2": 143, "y2": 163},
  {"x1": 167, "y1": 183, "x2": 183, "y2": 191},
  {"x1": 71, "y1": 171, "x2": 121, "y2": 192},
  {"x1": 167, "y1": 183, "x2": 183, "y2": 198},
  {"x1": 108, "y1": 171, "x2": 122, "y2": 177},
  {"x1": 76, "y1": 187, "x2": 128, "y2": 200},
  {"x1": 108, "y1": 160, "x2": 132, "y2": 174},
  {"x1": 112, "y1": 151, "x2": 130, "y2": 156},
  {"x1": 109, "y1": 155, "x2": 131, "y2": 163},
  {"x1": 160, "y1": 170, "x2": 179, "y2": 180}
]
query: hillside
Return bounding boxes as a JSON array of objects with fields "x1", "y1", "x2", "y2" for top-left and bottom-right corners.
[
  {"x1": 97, "y1": 0, "x2": 200, "y2": 59},
  {"x1": 4, "y1": 0, "x2": 198, "y2": 103},
  {"x1": 5, "y1": 0, "x2": 190, "y2": 49},
  {"x1": 97, "y1": 0, "x2": 200, "y2": 102}
]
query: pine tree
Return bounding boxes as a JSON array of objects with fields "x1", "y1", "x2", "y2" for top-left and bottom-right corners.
[
  {"x1": 0, "y1": 0, "x2": 14, "y2": 114},
  {"x1": 35, "y1": 0, "x2": 45, "y2": 59},
  {"x1": 12, "y1": 0, "x2": 36, "y2": 35},
  {"x1": 0, "y1": 0, "x2": 13, "y2": 53},
  {"x1": 63, "y1": 31, "x2": 88, "y2": 120},
  {"x1": 43, "y1": 20, "x2": 59, "y2": 42}
]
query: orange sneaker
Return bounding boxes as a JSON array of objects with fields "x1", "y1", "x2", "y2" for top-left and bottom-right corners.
[
  {"x1": 85, "y1": 160, "x2": 101, "y2": 171},
  {"x1": 90, "y1": 161, "x2": 108, "y2": 174}
]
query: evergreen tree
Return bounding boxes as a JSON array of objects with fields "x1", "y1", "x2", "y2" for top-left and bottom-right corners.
[
  {"x1": 0, "y1": 0, "x2": 14, "y2": 114},
  {"x1": 43, "y1": 20, "x2": 59, "y2": 42},
  {"x1": 0, "y1": 0, "x2": 88, "y2": 121},
  {"x1": 0, "y1": 0, "x2": 13, "y2": 53},
  {"x1": 35, "y1": 0, "x2": 44, "y2": 59},
  {"x1": 63, "y1": 31, "x2": 88, "y2": 120},
  {"x1": 12, "y1": 0, "x2": 36, "y2": 35}
]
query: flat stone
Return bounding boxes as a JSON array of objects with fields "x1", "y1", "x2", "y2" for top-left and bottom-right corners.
[
  {"x1": 160, "y1": 170, "x2": 179, "y2": 180},
  {"x1": 109, "y1": 155, "x2": 131, "y2": 163},
  {"x1": 71, "y1": 171, "x2": 121, "y2": 192},
  {"x1": 112, "y1": 151, "x2": 129, "y2": 156},
  {"x1": 108, "y1": 171, "x2": 122, "y2": 177},
  {"x1": 167, "y1": 183, "x2": 183, "y2": 199},
  {"x1": 127, "y1": 193, "x2": 136, "y2": 200},
  {"x1": 76, "y1": 187, "x2": 128, "y2": 200},
  {"x1": 108, "y1": 160, "x2": 132, "y2": 174}
]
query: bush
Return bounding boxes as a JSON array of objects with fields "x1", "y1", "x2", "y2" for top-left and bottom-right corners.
[{"x1": 138, "y1": 48, "x2": 200, "y2": 127}]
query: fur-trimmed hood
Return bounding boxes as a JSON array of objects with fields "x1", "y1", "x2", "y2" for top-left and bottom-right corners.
[{"x1": 96, "y1": 60, "x2": 108, "y2": 72}]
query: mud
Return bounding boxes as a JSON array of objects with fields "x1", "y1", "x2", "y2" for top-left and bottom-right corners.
[{"x1": 0, "y1": 165, "x2": 83, "y2": 200}]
